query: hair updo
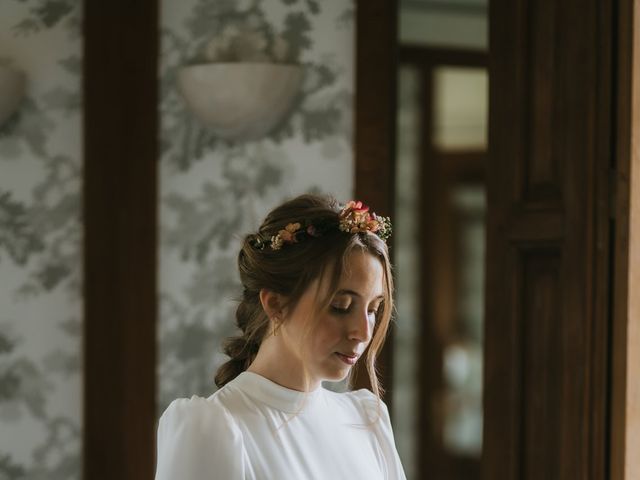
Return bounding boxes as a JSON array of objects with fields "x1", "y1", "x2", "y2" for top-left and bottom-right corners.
[{"x1": 214, "y1": 193, "x2": 395, "y2": 398}]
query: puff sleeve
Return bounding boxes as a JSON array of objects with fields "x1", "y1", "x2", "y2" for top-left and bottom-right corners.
[{"x1": 154, "y1": 395, "x2": 246, "y2": 480}]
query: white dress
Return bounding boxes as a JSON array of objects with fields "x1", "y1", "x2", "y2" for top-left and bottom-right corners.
[{"x1": 154, "y1": 371, "x2": 407, "y2": 480}]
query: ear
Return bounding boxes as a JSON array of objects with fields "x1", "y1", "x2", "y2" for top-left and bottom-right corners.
[{"x1": 259, "y1": 288, "x2": 286, "y2": 320}]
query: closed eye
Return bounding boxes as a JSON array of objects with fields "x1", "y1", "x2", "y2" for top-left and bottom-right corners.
[
  {"x1": 331, "y1": 306, "x2": 351, "y2": 315},
  {"x1": 331, "y1": 302, "x2": 384, "y2": 317}
]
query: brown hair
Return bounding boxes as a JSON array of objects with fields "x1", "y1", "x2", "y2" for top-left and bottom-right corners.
[{"x1": 214, "y1": 193, "x2": 395, "y2": 400}]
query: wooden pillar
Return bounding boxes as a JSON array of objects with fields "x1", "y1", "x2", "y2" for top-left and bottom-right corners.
[
  {"x1": 83, "y1": 1, "x2": 158, "y2": 478},
  {"x1": 354, "y1": 0, "x2": 398, "y2": 406}
]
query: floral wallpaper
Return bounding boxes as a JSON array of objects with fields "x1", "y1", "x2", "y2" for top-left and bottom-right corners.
[
  {"x1": 158, "y1": 0, "x2": 355, "y2": 412},
  {"x1": 0, "y1": 0, "x2": 355, "y2": 476},
  {"x1": 0, "y1": 1, "x2": 82, "y2": 479}
]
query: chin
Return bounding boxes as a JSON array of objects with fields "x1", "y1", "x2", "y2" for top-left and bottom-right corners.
[{"x1": 322, "y1": 366, "x2": 351, "y2": 383}]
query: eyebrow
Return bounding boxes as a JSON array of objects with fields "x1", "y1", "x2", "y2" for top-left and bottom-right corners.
[{"x1": 336, "y1": 289, "x2": 385, "y2": 301}]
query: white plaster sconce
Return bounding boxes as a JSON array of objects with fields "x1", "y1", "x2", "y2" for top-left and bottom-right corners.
[
  {"x1": 0, "y1": 65, "x2": 26, "y2": 126},
  {"x1": 176, "y1": 62, "x2": 303, "y2": 141}
]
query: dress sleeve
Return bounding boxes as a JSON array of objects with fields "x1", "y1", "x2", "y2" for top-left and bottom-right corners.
[
  {"x1": 353, "y1": 389, "x2": 408, "y2": 480},
  {"x1": 154, "y1": 395, "x2": 246, "y2": 480}
]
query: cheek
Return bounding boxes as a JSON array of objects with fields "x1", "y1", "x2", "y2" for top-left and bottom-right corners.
[{"x1": 311, "y1": 316, "x2": 343, "y2": 350}]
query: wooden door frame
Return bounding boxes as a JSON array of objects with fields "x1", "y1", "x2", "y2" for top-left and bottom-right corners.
[
  {"x1": 611, "y1": 0, "x2": 640, "y2": 478},
  {"x1": 83, "y1": 1, "x2": 158, "y2": 479},
  {"x1": 353, "y1": 0, "x2": 398, "y2": 407}
]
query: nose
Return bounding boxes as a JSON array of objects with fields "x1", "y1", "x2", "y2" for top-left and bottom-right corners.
[{"x1": 347, "y1": 308, "x2": 372, "y2": 343}]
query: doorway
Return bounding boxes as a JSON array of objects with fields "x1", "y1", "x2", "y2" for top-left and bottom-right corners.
[{"x1": 393, "y1": 45, "x2": 488, "y2": 480}]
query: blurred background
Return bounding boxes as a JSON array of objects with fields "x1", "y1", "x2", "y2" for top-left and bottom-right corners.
[{"x1": 393, "y1": 2, "x2": 487, "y2": 479}]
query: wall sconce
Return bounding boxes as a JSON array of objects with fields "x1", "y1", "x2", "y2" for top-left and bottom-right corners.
[
  {"x1": 176, "y1": 62, "x2": 303, "y2": 141},
  {"x1": 0, "y1": 65, "x2": 26, "y2": 126}
]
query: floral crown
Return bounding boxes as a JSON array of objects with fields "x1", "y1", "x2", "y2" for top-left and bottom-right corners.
[{"x1": 249, "y1": 200, "x2": 392, "y2": 251}]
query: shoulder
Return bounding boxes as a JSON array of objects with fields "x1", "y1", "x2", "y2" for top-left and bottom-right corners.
[
  {"x1": 347, "y1": 388, "x2": 389, "y2": 415},
  {"x1": 326, "y1": 388, "x2": 390, "y2": 425},
  {"x1": 155, "y1": 394, "x2": 247, "y2": 479},
  {"x1": 346, "y1": 387, "x2": 385, "y2": 407},
  {"x1": 158, "y1": 394, "x2": 240, "y2": 440}
]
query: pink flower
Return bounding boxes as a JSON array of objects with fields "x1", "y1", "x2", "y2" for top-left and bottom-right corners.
[{"x1": 343, "y1": 200, "x2": 369, "y2": 214}]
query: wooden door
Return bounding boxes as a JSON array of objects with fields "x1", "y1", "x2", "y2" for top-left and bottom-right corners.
[{"x1": 483, "y1": 0, "x2": 613, "y2": 479}]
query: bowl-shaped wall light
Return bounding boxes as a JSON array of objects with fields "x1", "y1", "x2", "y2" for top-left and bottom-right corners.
[
  {"x1": 176, "y1": 62, "x2": 303, "y2": 141},
  {"x1": 0, "y1": 66, "x2": 26, "y2": 126}
]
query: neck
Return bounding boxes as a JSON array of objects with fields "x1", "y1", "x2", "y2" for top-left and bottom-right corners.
[{"x1": 246, "y1": 333, "x2": 320, "y2": 392}]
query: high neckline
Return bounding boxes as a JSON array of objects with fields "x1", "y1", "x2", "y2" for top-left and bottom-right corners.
[{"x1": 230, "y1": 371, "x2": 325, "y2": 414}]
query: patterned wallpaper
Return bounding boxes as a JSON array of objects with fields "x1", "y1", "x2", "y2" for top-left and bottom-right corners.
[
  {"x1": 0, "y1": 0, "x2": 355, "y2": 477},
  {"x1": 0, "y1": 1, "x2": 82, "y2": 479},
  {"x1": 158, "y1": 0, "x2": 356, "y2": 412}
]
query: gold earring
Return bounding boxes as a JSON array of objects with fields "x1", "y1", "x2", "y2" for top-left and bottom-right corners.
[{"x1": 272, "y1": 317, "x2": 280, "y2": 336}]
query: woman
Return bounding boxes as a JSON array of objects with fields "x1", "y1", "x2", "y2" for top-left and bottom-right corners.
[{"x1": 155, "y1": 194, "x2": 407, "y2": 479}]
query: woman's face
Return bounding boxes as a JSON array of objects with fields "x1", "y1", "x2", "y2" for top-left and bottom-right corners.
[{"x1": 281, "y1": 249, "x2": 385, "y2": 388}]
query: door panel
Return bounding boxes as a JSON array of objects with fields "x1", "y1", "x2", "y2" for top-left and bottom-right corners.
[{"x1": 484, "y1": 1, "x2": 611, "y2": 480}]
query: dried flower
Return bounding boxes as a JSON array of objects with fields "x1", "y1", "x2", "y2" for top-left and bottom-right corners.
[
  {"x1": 270, "y1": 222, "x2": 302, "y2": 250},
  {"x1": 338, "y1": 200, "x2": 391, "y2": 240},
  {"x1": 250, "y1": 200, "x2": 392, "y2": 251}
]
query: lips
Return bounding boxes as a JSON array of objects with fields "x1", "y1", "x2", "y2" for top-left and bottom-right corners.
[{"x1": 335, "y1": 352, "x2": 359, "y2": 365}]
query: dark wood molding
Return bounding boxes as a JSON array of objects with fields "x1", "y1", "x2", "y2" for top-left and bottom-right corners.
[
  {"x1": 83, "y1": 1, "x2": 158, "y2": 479},
  {"x1": 400, "y1": 45, "x2": 488, "y2": 67},
  {"x1": 435, "y1": 151, "x2": 486, "y2": 183},
  {"x1": 591, "y1": 0, "x2": 615, "y2": 478},
  {"x1": 353, "y1": 0, "x2": 398, "y2": 407},
  {"x1": 418, "y1": 62, "x2": 439, "y2": 480},
  {"x1": 402, "y1": 0, "x2": 488, "y2": 17}
]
